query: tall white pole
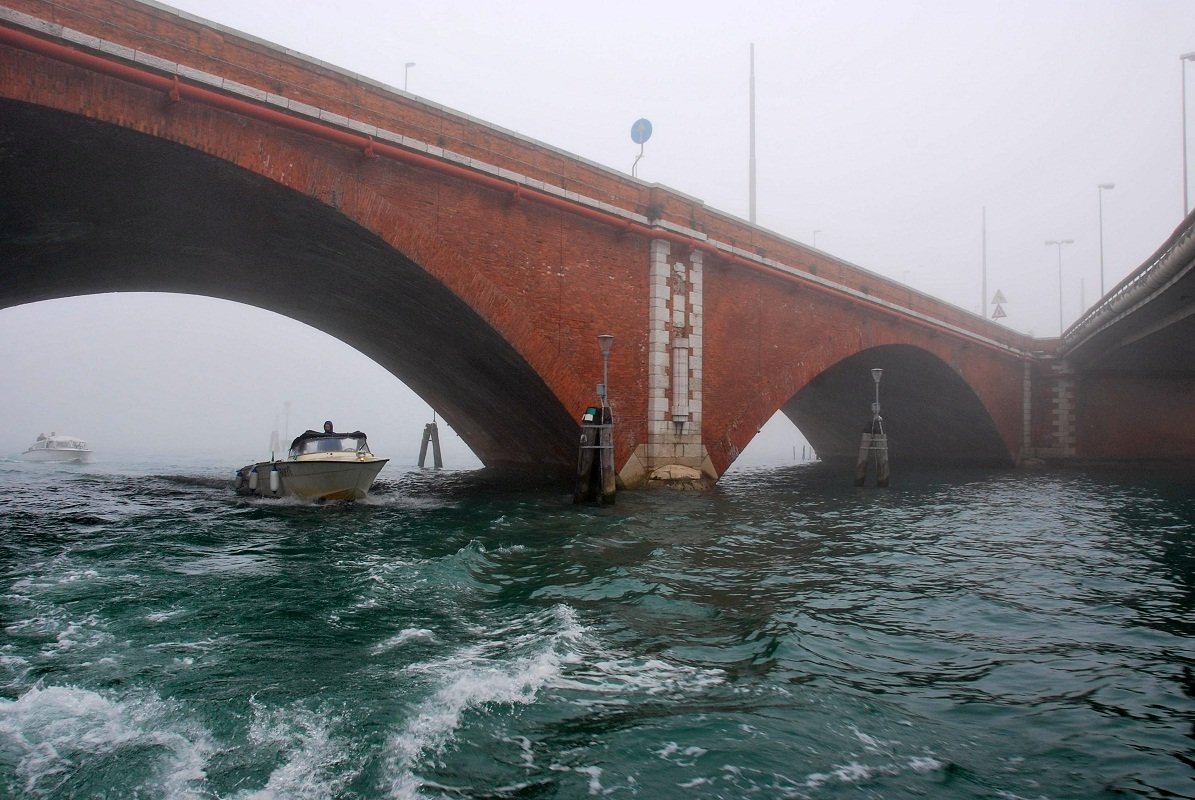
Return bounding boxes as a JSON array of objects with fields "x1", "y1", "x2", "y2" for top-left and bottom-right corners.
[
  {"x1": 749, "y1": 43, "x2": 757, "y2": 224},
  {"x1": 1098, "y1": 183, "x2": 1114, "y2": 296},
  {"x1": 981, "y1": 206, "x2": 987, "y2": 317},
  {"x1": 1183, "y1": 53, "x2": 1194, "y2": 216},
  {"x1": 1046, "y1": 239, "x2": 1074, "y2": 336}
]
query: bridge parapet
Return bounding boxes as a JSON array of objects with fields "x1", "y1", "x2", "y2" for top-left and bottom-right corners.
[{"x1": 1062, "y1": 209, "x2": 1195, "y2": 362}]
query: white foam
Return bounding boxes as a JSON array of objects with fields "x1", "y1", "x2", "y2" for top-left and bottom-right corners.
[
  {"x1": 547, "y1": 762, "x2": 607, "y2": 793},
  {"x1": 0, "y1": 684, "x2": 212, "y2": 798},
  {"x1": 551, "y1": 654, "x2": 725, "y2": 700},
  {"x1": 372, "y1": 628, "x2": 437, "y2": 655},
  {"x1": 383, "y1": 606, "x2": 585, "y2": 799},
  {"x1": 802, "y1": 758, "x2": 915, "y2": 789},
  {"x1": 381, "y1": 604, "x2": 731, "y2": 797},
  {"x1": 654, "y1": 741, "x2": 707, "y2": 768},
  {"x1": 907, "y1": 755, "x2": 944, "y2": 773},
  {"x1": 848, "y1": 724, "x2": 895, "y2": 754},
  {"x1": 235, "y1": 699, "x2": 357, "y2": 800}
]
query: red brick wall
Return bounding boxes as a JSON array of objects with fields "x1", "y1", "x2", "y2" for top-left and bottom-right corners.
[{"x1": 1076, "y1": 374, "x2": 1195, "y2": 462}]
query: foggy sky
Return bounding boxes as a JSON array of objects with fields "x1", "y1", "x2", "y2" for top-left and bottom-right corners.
[{"x1": 2, "y1": 0, "x2": 1193, "y2": 465}]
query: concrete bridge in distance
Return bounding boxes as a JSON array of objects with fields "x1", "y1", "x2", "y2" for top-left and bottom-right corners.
[{"x1": 2, "y1": 0, "x2": 1194, "y2": 484}]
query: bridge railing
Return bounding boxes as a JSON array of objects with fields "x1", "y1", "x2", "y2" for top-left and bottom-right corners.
[{"x1": 1062, "y1": 209, "x2": 1195, "y2": 355}]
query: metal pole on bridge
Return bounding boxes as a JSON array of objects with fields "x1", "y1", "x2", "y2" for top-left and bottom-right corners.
[
  {"x1": 1098, "y1": 183, "x2": 1115, "y2": 297},
  {"x1": 1183, "y1": 52, "x2": 1195, "y2": 216},
  {"x1": 1046, "y1": 240, "x2": 1074, "y2": 336}
]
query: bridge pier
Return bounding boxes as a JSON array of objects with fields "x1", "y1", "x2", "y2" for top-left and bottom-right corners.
[{"x1": 620, "y1": 239, "x2": 717, "y2": 487}]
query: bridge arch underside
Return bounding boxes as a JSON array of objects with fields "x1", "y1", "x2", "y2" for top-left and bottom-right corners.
[
  {"x1": 783, "y1": 344, "x2": 1014, "y2": 467},
  {"x1": 0, "y1": 100, "x2": 578, "y2": 473}
]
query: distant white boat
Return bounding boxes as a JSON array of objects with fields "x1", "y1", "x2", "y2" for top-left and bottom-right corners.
[
  {"x1": 22, "y1": 434, "x2": 92, "y2": 463},
  {"x1": 234, "y1": 429, "x2": 387, "y2": 501}
]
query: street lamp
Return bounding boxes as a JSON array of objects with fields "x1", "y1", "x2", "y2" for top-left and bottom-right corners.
[
  {"x1": 870, "y1": 368, "x2": 883, "y2": 422},
  {"x1": 1183, "y1": 52, "x2": 1195, "y2": 216},
  {"x1": 404, "y1": 61, "x2": 416, "y2": 92},
  {"x1": 1046, "y1": 239, "x2": 1074, "y2": 336},
  {"x1": 597, "y1": 334, "x2": 614, "y2": 408},
  {"x1": 1098, "y1": 183, "x2": 1114, "y2": 296}
]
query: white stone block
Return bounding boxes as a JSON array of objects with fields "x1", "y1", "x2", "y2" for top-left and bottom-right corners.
[
  {"x1": 134, "y1": 52, "x2": 178, "y2": 73},
  {"x1": 99, "y1": 41, "x2": 136, "y2": 61}
]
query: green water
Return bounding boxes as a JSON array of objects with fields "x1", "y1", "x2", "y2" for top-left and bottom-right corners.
[{"x1": 1, "y1": 458, "x2": 1192, "y2": 798}]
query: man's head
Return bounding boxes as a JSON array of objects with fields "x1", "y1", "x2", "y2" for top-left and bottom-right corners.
[{"x1": 323, "y1": 420, "x2": 334, "y2": 433}]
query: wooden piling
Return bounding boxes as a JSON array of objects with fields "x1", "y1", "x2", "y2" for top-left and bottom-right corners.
[
  {"x1": 874, "y1": 433, "x2": 889, "y2": 487},
  {"x1": 574, "y1": 406, "x2": 615, "y2": 504},
  {"x1": 854, "y1": 433, "x2": 873, "y2": 486},
  {"x1": 599, "y1": 406, "x2": 616, "y2": 504},
  {"x1": 573, "y1": 408, "x2": 600, "y2": 503},
  {"x1": 854, "y1": 430, "x2": 890, "y2": 487},
  {"x1": 418, "y1": 422, "x2": 442, "y2": 468}
]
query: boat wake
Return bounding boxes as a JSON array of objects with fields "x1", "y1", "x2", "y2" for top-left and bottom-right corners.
[{"x1": 0, "y1": 684, "x2": 212, "y2": 798}]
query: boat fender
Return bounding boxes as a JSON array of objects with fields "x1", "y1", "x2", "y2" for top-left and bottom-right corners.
[
  {"x1": 269, "y1": 464, "x2": 280, "y2": 494},
  {"x1": 249, "y1": 466, "x2": 258, "y2": 491}
]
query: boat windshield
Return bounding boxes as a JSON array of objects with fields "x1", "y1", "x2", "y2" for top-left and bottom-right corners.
[
  {"x1": 290, "y1": 435, "x2": 370, "y2": 458},
  {"x1": 33, "y1": 438, "x2": 86, "y2": 450}
]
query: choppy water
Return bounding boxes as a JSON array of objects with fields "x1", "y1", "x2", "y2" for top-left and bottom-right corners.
[{"x1": 0, "y1": 456, "x2": 1192, "y2": 799}]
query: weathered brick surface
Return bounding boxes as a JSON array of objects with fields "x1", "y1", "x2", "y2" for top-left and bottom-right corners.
[{"x1": 1075, "y1": 374, "x2": 1195, "y2": 462}]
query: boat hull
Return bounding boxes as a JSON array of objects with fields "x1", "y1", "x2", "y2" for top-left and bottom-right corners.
[
  {"x1": 235, "y1": 458, "x2": 388, "y2": 501},
  {"x1": 21, "y1": 448, "x2": 92, "y2": 464}
]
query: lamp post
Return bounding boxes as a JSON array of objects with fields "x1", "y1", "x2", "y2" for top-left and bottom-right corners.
[
  {"x1": 1183, "y1": 52, "x2": 1195, "y2": 216},
  {"x1": 404, "y1": 61, "x2": 416, "y2": 92},
  {"x1": 854, "y1": 367, "x2": 890, "y2": 487},
  {"x1": 1098, "y1": 183, "x2": 1114, "y2": 296},
  {"x1": 597, "y1": 334, "x2": 614, "y2": 409},
  {"x1": 870, "y1": 368, "x2": 883, "y2": 423},
  {"x1": 1046, "y1": 239, "x2": 1074, "y2": 336}
]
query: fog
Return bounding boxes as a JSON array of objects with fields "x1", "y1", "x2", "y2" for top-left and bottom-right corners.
[{"x1": 2, "y1": 0, "x2": 1193, "y2": 466}]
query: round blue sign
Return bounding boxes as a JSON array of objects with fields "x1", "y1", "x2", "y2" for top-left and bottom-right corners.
[{"x1": 631, "y1": 118, "x2": 653, "y2": 144}]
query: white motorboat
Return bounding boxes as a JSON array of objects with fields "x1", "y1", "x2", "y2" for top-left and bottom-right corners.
[
  {"x1": 22, "y1": 434, "x2": 92, "y2": 463},
  {"x1": 234, "y1": 429, "x2": 388, "y2": 501}
]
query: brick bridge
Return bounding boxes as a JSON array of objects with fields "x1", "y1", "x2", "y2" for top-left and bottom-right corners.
[{"x1": 3, "y1": 0, "x2": 1193, "y2": 483}]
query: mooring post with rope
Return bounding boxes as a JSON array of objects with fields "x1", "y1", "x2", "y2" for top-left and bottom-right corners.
[
  {"x1": 418, "y1": 411, "x2": 443, "y2": 469},
  {"x1": 854, "y1": 368, "x2": 890, "y2": 487},
  {"x1": 574, "y1": 334, "x2": 616, "y2": 504}
]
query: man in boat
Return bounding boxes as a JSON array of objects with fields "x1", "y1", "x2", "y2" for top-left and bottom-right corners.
[{"x1": 316, "y1": 420, "x2": 341, "y2": 451}]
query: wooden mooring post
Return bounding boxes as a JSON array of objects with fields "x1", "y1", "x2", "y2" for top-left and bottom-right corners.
[
  {"x1": 854, "y1": 367, "x2": 890, "y2": 487},
  {"x1": 417, "y1": 420, "x2": 442, "y2": 469},
  {"x1": 573, "y1": 406, "x2": 615, "y2": 504},
  {"x1": 854, "y1": 431, "x2": 889, "y2": 487}
]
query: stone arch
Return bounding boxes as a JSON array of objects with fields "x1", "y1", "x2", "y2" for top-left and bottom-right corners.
[
  {"x1": 0, "y1": 99, "x2": 579, "y2": 472},
  {"x1": 782, "y1": 344, "x2": 1013, "y2": 466}
]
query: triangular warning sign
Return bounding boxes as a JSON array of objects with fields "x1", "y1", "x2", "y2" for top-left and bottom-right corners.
[
  {"x1": 991, "y1": 304, "x2": 1007, "y2": 319},
  {"x1": 991, "y1": 290, "x2": 1007, "y2": 304}
]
